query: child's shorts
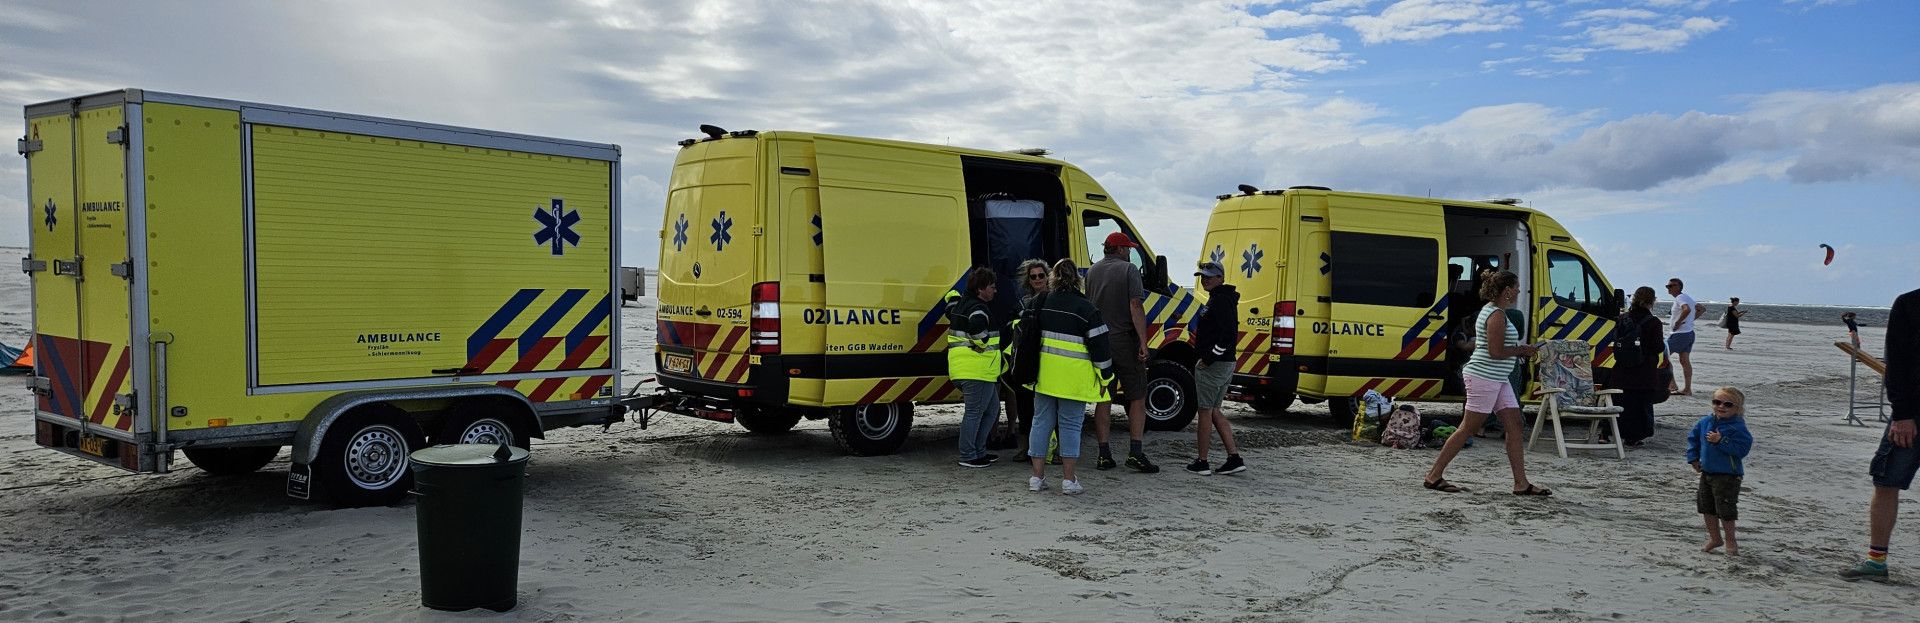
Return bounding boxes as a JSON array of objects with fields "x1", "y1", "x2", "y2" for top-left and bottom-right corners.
[{"x1": 1696, "y1": 473, "x2": 1742, "y2": 521}]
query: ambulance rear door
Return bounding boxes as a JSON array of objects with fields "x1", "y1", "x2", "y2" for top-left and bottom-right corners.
[
  {"x1": 656, "y1": 138, "x2": 758, "y2": 387},
  {"x1": 1323, "y1": 196, "x2": 1450, "y2": 400},
  {"x1": 811, "y1": 138, "x2": 969, "y2": 406}
]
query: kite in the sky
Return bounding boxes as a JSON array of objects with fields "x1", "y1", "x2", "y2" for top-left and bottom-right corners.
[{"x1": 1820, "y1": 243, "x2": 1835, "y2": 266}]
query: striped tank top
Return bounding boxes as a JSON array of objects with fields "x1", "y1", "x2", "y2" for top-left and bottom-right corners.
[{"x1": 1463, "y1": 304, "x2": 1520, "y2": 381}]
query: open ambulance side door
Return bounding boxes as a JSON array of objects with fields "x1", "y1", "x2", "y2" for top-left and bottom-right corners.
[
  {"x1": 1323, "y1": 197, "x2": 1450, "y2": 400},
  {"x1": 811, "y1": 138, "x2": 969, "y2": 406}
]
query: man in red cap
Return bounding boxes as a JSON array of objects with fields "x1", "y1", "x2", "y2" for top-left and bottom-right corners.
[{"x1": 1085, "y1": 231, "x2": 1158, "y2": 473}]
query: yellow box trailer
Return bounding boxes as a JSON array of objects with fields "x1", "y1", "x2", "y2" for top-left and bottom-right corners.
[
  {"x1": 643, "y1": 128, "x2": 1205, "y2": 455},
  {"x1": 20, "y1": 89, "x2": 624, "y2": 505}
]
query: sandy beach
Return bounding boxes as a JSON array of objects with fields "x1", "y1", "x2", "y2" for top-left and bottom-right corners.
[{"x1": 2, "y1": 260, "x2": 1915, "y2": 621}]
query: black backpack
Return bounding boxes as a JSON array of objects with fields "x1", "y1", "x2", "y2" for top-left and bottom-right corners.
[
  {"x1": 1006, "y1": 293, "x2": 1048, "y2": 386},
  {"x1": 1613, "y1": 315, "x2": 1654, "y2": 366}
]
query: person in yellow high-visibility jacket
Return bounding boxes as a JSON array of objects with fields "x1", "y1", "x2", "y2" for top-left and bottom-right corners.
[
  {"x1": 1024, "y1": 259, "x2": 1114, "y2": 495},
  {"x1": 947, "y1": 267, "x2": 1006, "y2": 468}
]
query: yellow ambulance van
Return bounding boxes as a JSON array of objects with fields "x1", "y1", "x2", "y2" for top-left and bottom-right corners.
[
  {"x1": 1197, "y1": 186, "x2": 1620, "y2": 415},
  {"x1": 645, "y1": 128, "x2": 1202, "y2": 455},
  {"x1": 21, "y1": 89, "x2": 624, "y2": 506}
]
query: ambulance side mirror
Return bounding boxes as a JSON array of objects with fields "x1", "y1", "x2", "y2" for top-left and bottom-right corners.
[
  {"x1": 1610, "y1": 288, "x2": 1626, "y2": 318},
  {"x1": 1148, "y1": 255, "x2": 1171, "y2": 293}
]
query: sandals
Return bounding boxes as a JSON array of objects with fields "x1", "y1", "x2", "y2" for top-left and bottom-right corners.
[
  {"x1": 1512, "y1": 484, "x2": 1554, "y2": 496},
  {"x1": 1423, "y1": 478, "x2": 1466, "y2": 493}
]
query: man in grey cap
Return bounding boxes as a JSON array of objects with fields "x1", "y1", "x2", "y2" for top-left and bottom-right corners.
[{"x1": 1185, "y1": 262, "x2": 1246, "y2": 475}]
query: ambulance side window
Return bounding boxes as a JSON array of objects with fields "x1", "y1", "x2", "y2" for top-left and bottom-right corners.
[
  {"x1": 1546, "y1": 250, "x2": 1609, "y2": 316},
  {"x1": 1329, "y1": 232, "x2": 1437, "y2": 307},
  {"x1": 1081, "y1": 210, "x2": 1149, "y2": 273}
]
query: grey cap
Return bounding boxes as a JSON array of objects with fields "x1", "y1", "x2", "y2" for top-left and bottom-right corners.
[{"x1": 1194, "y1": 262, "x2": 1225, "y2": 278}]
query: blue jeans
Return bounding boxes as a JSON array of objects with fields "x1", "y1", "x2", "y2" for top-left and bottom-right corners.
[
  {"x1": 1029, "y1": 394, "x2": 1087, "y2": 459},
  {"x1": 957, "y1": 380, "x2": 1000, "y2": 460}
]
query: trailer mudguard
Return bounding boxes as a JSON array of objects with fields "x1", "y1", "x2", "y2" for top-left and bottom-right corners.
[{"x1": 289, "y1": 385, "x2": 537, "y2": 465}]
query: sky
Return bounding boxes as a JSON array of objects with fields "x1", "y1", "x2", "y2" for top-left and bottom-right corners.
[{"x1": 2, "y1": 0, "x2": 1915, "y2": 306}]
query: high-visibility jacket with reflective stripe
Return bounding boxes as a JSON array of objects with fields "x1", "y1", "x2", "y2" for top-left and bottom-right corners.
[
  {"x1": 1026, "y1": 290, "x2": 1112, "y2": 403},
  {"x1": 944, "y1": 290, "x2": 1004, "y2": 382}
]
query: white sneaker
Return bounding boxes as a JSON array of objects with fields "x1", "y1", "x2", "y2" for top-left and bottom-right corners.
[
  {"x1": 1061, "y1": 479, "x2": 1084, "y2": 495},
  {"x1": 1028, "y1": 476, "x2": 1047, "y2": 492}
]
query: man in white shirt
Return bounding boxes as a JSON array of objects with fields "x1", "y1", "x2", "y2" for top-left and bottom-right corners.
[{"x1": 1666, "y1": 278, "x2": 1698, "y2": 396}]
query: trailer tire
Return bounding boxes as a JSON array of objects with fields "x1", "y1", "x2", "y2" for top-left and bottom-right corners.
[
  {"x1": 828, "y1": 403, "x2": 913, "y2": 456},
  {"x1": 314, "y1": 406, "x2": 424, "y2": 507},
  {"x1": 1142, "y1": 360, "x2": 1197, "y2": 432},
  {"x1": 435, "y1": 411, "x2": 530, "y2": 449},
  {"x1": 736, "y1": 408, "x2": 802, "y2": 435},
  {"x1": 183, "y1": 446, "x2": 281, "y2": 476}
]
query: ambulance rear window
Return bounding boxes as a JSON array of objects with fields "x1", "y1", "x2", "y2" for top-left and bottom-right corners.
[{"x1": 1329, "y1": 232, "x2": 1438, "y2": 308}]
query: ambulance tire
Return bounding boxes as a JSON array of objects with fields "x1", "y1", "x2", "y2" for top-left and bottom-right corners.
[
  {"x1": 1328, "y1": 396, "x2": 1360, "y2": 424},
  {"x1": 1142, "y1": 360, "x2": 1197, "y2": 432},
  {"x1": 1250, "y1": 392, "x2": 1295, "y2": 414},
  {"x1": 828, "y1": 403, "x2": 913, "y2": 456},
  {"x1": 736, "y1": 408, "x2": 802, "y2": 435},
  {"x1": 314, "y1": 407, "x2": 425, "y2": 507},
  {"x1": 435, "y1": 411, "x2": 531, "y2": 449},
  {"x1": 183, "y1": 445, "x2": 281, "y2": 476}
]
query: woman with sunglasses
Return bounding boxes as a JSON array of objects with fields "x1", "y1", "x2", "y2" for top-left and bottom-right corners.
[
  {"x1": 1610, "y1": 286, "x2": 1668, "y2": 446},
  {"x1": 1004, "y1": 259, "x2": 1051, "y2": 461}
]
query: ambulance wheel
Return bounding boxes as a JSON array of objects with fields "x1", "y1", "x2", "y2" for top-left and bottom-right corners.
[
  {"x1": 1142, "y1": 360, "x2": 1197, "y2": 432},
  {"x1": 314, "y1": 407, "x2": 424, "y2": 507},
  {"x1": 1250, "y1": 392, "x2": 1295, "y2": 414},
  {"x1": 829, "y1": 403, "x2": 913, "y2": 456},
  {"x1": 435, "y1": 411, "x2": 529, "y2": 449},
  {"x1": 736, "y1": 408, "x2": 802, "y2": 435},
  {"x1": 183, "y1": 445, "x2": 281, "y2": 476},
  {"x1": 1328, "y1": 396, "x2": 1360, "y2": 423}
]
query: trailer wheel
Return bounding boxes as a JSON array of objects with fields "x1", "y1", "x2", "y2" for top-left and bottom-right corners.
[
  {"x1": 735, "y1": 408, "x2": 802, "y2": 435},
  {"x1": 314, "y1": 406, "x2": 424, "y2": 507},
  {"x1": 183, "y1": 446, "x2": 281, "y2": 476},
  {"x1": 828, "y1": 403, "x2": 913, "y2": 456},
  {"x1": 435, "y1": 411, "x2": 529, "y2": 449},
  {"x1": 1142, "y1": 360, "x2": 1197, "y2": 432}
]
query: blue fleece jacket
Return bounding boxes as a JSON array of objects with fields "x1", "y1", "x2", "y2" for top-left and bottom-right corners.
[{"x1": 1686, "y1": 415, "x2": 1753, "y2": 476}]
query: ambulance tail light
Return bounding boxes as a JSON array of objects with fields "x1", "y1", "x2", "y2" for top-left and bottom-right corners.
[
  {"x1": 750, "y1": 282, "x2": 780, "y2": 355},
  {"x1": 1272, "y1": 301, "x2": 1296, "y2": 355}
]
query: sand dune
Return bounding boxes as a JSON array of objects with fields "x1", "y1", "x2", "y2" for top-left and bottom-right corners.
[{"x1": 2, "y1": 257, "x2": 1914, "y2": 620}]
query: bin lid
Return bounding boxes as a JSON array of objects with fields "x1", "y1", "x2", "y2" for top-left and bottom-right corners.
[{"x1": 409, "y1": 443, "x2": 530, "y2": 466}]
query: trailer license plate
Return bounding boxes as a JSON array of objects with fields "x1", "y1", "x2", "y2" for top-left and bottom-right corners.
[
  {"x1": 78, "y1": 436, "x2": 109, "y2": 457},
  {"x1": 664, "y1": 354, "x2": 692, "y2": 374}
]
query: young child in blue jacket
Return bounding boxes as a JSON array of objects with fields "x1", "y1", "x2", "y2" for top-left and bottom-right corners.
[{"x1": 1688, "y1": 386, "x2": 1754, "y2": 555}]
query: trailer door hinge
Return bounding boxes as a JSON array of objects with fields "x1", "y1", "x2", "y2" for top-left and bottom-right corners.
[
  {"x1": 17, "y1": 137, "x2": 42, "y2": 155},
  {"x1": 21, "y1": 257, "x2": 47, "y2": 273},
  {"x1": 109, "y1": 261, "x2": 132, "y2": 279},
  {"x1": 106, "y1": 125, "x2": 129, "y2": 145},
  {"x1": 29, "y1": 376, "x2": 51, "y2": 395},
  {"x1": 113, "y1": 394, "x2": 136, "y2": 417},
  {"x1": 52, "y1": 257, "x2": 81, "y2": 279}
]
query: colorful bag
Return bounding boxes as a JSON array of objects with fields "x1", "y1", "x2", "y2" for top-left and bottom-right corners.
[{"x1": 1380, "y1": 404, "x2": 1424, "y2": 449}]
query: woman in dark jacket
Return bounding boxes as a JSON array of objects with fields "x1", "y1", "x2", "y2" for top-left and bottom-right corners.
[{"x1": 1611, "y1": 286, "x2": 1668, "y2": 445}]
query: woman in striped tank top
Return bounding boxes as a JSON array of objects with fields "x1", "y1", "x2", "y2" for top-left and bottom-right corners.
[{"x1": 1423, "y1": 270, "x2": 1553, "y2": 496}]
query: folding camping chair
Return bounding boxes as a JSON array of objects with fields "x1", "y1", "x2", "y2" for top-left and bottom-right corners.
[{"x1": 1527, "y1": 339, "x2": 1625, "y2": 459}]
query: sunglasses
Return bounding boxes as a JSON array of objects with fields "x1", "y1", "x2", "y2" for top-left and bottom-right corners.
[
  {"x1": 1711, "y1": 399, "x2": 1738, "y2": 408},
  {"x1": 1028, "y1": 274, "x2": 1047, "y2": 280}
]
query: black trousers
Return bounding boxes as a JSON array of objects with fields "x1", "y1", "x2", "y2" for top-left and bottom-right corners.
[{"x1": 1615, "y1": 389, "x2": 1660, "y2": 443}]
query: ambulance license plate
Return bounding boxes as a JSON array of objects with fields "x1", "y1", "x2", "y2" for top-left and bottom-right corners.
[
  {"x1": 78, "y1": 436, "x2": 110, "y2": 457},
  {"x1": 663, "y1": 354, "x2": 692, "y2": 374}
]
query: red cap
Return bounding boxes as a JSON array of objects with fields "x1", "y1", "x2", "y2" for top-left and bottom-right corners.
[{"x1": 1102, "y1": 231, "x2": 1138, "y2": 249}]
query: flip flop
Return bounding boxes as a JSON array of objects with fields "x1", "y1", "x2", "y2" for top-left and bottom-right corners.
[
  {"x1": 1423, "y1": 478, "x2": 1465, "y2": 493},
  {"x1": 1512, "y1": 484, "x2": 1553, "y2": 496}
]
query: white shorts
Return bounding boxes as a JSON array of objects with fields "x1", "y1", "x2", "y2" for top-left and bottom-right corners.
[{"x1": 1463, "y1": 375, "x2": 1519, "y2": 414}]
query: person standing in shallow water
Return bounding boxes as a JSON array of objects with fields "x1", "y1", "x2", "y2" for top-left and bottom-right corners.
[{"x1": 1422, "y1": 270, "x2": 1549, "y2": 496}]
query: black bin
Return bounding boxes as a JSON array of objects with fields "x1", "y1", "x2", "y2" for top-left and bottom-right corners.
[{"x1": 410, "y1": 443, "x2": 530, "y2": 612}]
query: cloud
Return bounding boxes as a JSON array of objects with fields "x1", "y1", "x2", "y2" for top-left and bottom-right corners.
[{"x1": 1342, "y1": 0, "x2": 1523, "y2": 45}]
